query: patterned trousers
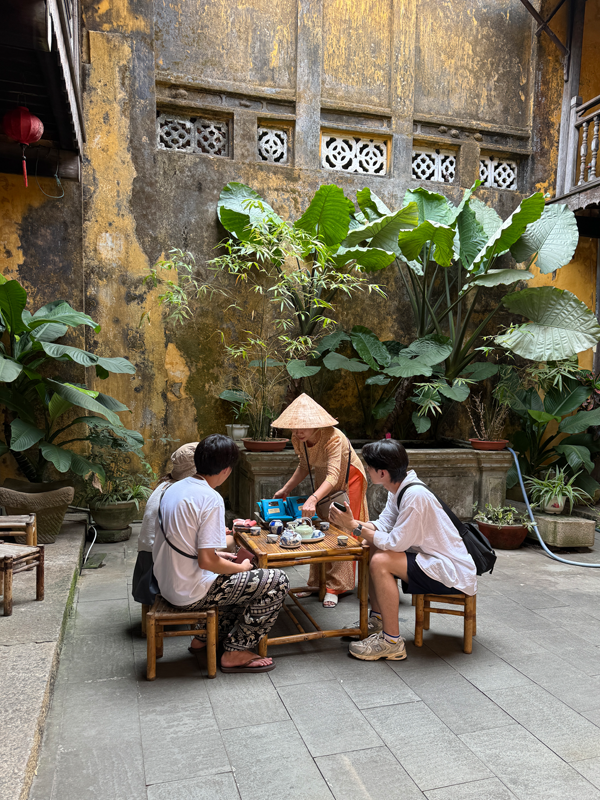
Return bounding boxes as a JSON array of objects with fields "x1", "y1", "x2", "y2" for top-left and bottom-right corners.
[{"x1": 178, "y1": 568, "x2": 289, "y2": 652}]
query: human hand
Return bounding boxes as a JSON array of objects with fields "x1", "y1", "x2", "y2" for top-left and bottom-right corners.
[
  {"x1": 273, "y1": 488, "x2": 288, "y2": 500},
  {"x1": 301, "y1": 498, "x2": 317, "y2": 518},
  {"x1": 329, "y1": 501, "x2": 355, "y2": 531},
  {"x1": 218, "y1": 551, "x2": 237, "y2": 561},
  {"x1": 239, "y1": 559, "x2": 253, "y2": 572}
]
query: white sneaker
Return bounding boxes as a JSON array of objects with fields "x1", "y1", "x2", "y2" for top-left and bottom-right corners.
[
  {"x1": 344, "y1": 616, "x2": 383, "y2": 638},
  {"x1": 349, "y1": 632, "x2": 407, "y2": 661}
]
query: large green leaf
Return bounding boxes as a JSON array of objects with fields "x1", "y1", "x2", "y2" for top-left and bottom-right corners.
[
  {"x1": 40, "y1": 343, "x2": 136, "y2": 374},
  {"x1": 28, "y1": 302, "x2": 100, "y2": 333},
  {"x1": 10, "y1": 419, "x2": 45, "y2": 451},
  {"x1": 460, "y1": 362, "x2": 499, "y2": 381},
  {"x1": 403, "y1": 187, "x2": 453, "y2": 225},
  {"x1": 497, "y1": 287, "x2": 600, "y2": 360},
  {"x1": 544, "y1": 384, "x2": 591, "y2": 417},
  {"x1": 438, "y1": 380, "x2": 470, "y2": 402},
  {"x1": 350, "y1": 326, "x2": 391, "y2": 369},
  {"x1": 0, "y1": 355, "x2": 22, "y2": 383},
  {"x1": 47, "y1": 381, "x2": 122, "y2": 426},
  {"x1": 342, "y1": 206, "x2": 418, "y2": 253},
  {"x1": 39, "y1": 441, "x2": 72, "y2": 472},
  {"x1": 93, "y1": 392, "x2": 130, "y2": 413},
  {"x1": 69, "y1": 417, "x2": 144, "y2": 449},
  {"x1": 286, "y1": 360, "x2": 321, "y2": 379},
  {"x1": 528, "y1": 409, "x2": 560, "y2": 425},
  {"x1": 385, "y1": 358, "x2": 433, "y2": 378},
  {"x1": 69, "y1": 452, "x2": 106, "y2": 481},
  {"x1": 412, "y1": 412, "x2": 431, "y2": 433},
  {"x1": 365, "y1": 374, "x2": 391, "y2": 386},
  {"x1": 217, "y1": 182, "x2": 281, "y2": 240},
  {"x1": 470, "y1": 197, "x2": 503, "y2": 239},
  {"x1": 573, "y1": 471, "x2": 600, "y2": 497},
  {"x1": 295, "y1": 184, "x2": 350, "y2": 246},
  {"x1": 554, "y1": 443, "x2": 594, "y2": 473},
  {"x1": 219, "y1": 389, "x2": 252, "y2": 404},
  {"x1": 455, "y1": 204, "x2": 488, "y2": 269},
  {"x1": 373, "y1": 395, "x2": 396, "y2": 419},
  {"x1": 356, "y1": 188, "x2": 391, "y2": 221},
  {"x1": 397, "y1": 221, "x2": 455, "y2": 267},
  {"x1": 48, "y1": 392, "x2": 73, "y2": 422},
  {"x1": 316, "y1": 330, "x2": 352, "y2": 354},
  {"x1": 0, "y1": 280, "x2": 28, "y2": 334},
  {"x1": 323, "y1": 352, "x2": 369, "y2": 372},
  {"x1": 332, "y1": 245, "x2": 396, "y2": 272},
  {"x1": 559, "y1": 406, "x2": 600, "y2": 434},
  {"x1": 510, "y1": 204, "x2": 578, "y2": 274},
  {"x1": 471, "y1": 269, "x2": 534, "y2": 288},
  {"x1": 471, "y1": 193, "x2": 546, "y2": 270},
  {"x1": 402, "y1": 335, "x2": 453, "y2": 367}
]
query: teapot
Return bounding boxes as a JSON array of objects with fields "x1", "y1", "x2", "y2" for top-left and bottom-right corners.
[
  {"x1": 296, "y1": 517, "x2": 314, "y2": 540},
  {"x1": 280, "y1": 527, "x2": 302, "y2": 548}
]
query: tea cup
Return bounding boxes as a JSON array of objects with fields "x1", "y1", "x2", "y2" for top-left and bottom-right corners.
[
  {"x1": 250, "y1": 526, "x2": 261, "y2": 536},
  {"x1": 319, "y1": 521, "x2": 330, "y2": 532},
  {"x1": 266, "y1": 532, "x2": 278, "y2": 544},
  {"x1": 337, "y1": 534, "x2": 348, "y2": 547}
]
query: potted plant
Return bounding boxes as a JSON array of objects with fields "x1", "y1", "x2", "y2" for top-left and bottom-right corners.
[
  {"x1": 524, "y1": 468, "x2": 592, "y2": 515},
  {"x1": 473, "y1": 503, "x2": 535, "y2": 549},
  {"x1": 466, "y1": 392, "x2": 510, "y2": 450},
  {"x1": 0, "y1": 278, "x2": 143, "y2": 542},
  {"x1": 219, "y1": 389, "x2": 251, "y2": 441}
]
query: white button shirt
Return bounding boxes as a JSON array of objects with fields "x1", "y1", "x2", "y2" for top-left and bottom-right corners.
[{"x1": 372, "y1": 470, "x2": 477, "y2": 595}]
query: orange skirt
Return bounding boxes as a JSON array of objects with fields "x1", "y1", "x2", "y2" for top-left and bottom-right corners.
[{"x1": 307, "y1": 465, "x2": 367, "y2": 595}]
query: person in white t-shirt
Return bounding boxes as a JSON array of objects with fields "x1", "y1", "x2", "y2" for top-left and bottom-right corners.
[
  {"x1": 152, "y1": 434, "x2": 289, "y2": 674},
  {"x1": 330, "y1": 439, "x2": 476, "y2": 662}
]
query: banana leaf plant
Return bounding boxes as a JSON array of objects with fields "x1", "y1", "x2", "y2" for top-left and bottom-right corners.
[{"x1": 0, "y1": 278, "x2": 143, "y2": 483}]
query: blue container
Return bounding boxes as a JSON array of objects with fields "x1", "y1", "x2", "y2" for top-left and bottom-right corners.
[
  {"x1": 256, "y1": 498, "x2": 294, "y2": 522},
  {"x1": 286, "y1": 496, "x2": 318, "y2": 521}
]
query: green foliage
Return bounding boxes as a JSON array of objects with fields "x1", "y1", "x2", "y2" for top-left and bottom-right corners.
[
  {"x1": 0, "y1": 278, "x2": 144, "y2": 483},
  {"x1": 524, "y1": 468, "x2": 592, "y2": 513},
  {"x1": 473, "y1": 503, "x2": 535, "y2": 530}
]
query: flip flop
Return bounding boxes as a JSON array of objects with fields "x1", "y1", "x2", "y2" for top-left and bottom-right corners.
[
  {"x1": 188, "y1": 645, "x2": 206, "y2": 655},
  {"x1": 220, "y1": 658, "x2": 276, "y2": 673}
]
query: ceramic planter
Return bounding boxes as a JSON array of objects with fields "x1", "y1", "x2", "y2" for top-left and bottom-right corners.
[
  {"x1": 477, "y1": 520, "x2": 528, "y2": 550},
  {"x1": 0, "y1": 479, "x2": 74, "y2": 543},
  {"x1": 542, "y1": 495, "x2": 566, "y2": 515},
  {"x1": 226, "y1": 423, "x2": 250, "y2": 442},
  {"x1": 90, "y1": 500, "x2": 138, "y2": 533},
  {"x1": 241, "y1": 438, "x2": 289, "y2": 452},
  {"x1": 469, "y1": 439, "x2": 509, "y2": 451}
]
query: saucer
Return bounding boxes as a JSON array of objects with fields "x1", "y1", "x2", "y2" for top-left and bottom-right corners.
[
  {"x1": 302, "y1": 533, "x2": 325, "y2": 543},
  {"x1": 279, "y1": 541, "x2": 302, "y2": 549}
]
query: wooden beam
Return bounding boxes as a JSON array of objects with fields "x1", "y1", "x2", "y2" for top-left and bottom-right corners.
[
  {"x1": 0, "y1": 138, "x2": 80, "y2": 181},
  {"x1": 517, "y1": 0, "x2": 569, "y2": 56},
  {"x1": 556, "y1": 0, "x2": 586, "y2": 196}
]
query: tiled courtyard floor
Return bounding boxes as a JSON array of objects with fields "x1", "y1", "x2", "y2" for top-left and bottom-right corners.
[{"x1": 30, "y1": 527, "x2": 600, "y2": 800}]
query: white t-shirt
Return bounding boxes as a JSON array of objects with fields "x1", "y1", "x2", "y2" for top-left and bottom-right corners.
[
  {"x1": 373, "y1": 470, "x2": 477, "y2": 595},
  {"x1": 137, "y1": 480, "x2": 170, "y2": 553},
  {"x1": 152, "y1": 476, "x2": 226, "y2": 606}
]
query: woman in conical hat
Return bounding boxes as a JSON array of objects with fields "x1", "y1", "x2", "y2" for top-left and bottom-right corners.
[{"x1": 272, "y1": 394, "x2": 369, "y2": 607}]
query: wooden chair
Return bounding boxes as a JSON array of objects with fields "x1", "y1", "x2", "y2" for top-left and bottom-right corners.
[
  {"x1": 0, "y1": 543, "x2": 44, "y2": 616},
  {"x1": 413, "y1": 593, "x2": 476, "y2": 654},
  {"x1": 146, "y1": 596, "x2": 218, "y2": 680},
  {"x1": 0, "y1": 514, "x2": 37, "y2": 546}
]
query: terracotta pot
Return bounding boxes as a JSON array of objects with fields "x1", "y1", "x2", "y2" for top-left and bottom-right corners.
[
  {"x1": 469, "y1": 438, "x2": 509, "y2": 451},
  {"x1": 477, "y1": 520, "x2": 528, "y2": 550},
  {"x1": 90, "y1": 500, "x2": 138, "y2": 531},
  {"x1": 241, "y1": 438, "x2": 289, "y2": 452}
]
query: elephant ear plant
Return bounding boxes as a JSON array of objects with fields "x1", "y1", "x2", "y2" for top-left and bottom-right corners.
[{"x1": 0, "y1": 277, "x2": 144, "y2": 483}]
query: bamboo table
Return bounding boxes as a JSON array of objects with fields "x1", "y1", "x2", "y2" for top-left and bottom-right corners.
[{"x1": 234, "y1": 525, "x2": 370, "y2": 657}]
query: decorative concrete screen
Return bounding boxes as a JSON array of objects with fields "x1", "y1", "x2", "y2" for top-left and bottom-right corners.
[
  {"x1": 157, "y1": 112, "x2": 230, "y2": 157},
  {"x1": 321, "y1": 132, "x2": 388, "y2": 175},
  {"x1": 412, "y1": 147, "x2": 456, "y2": 183},
  {"x1": 258, "y1": 127, "x2": 289, "y2": 163},
  {"x1": 479, "y1": 155, "x2": 517, "y2": 190}
]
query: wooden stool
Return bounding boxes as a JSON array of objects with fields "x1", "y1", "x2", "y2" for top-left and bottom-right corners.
[
  {"x1": 0, "y1": 543, "x2": 44, "y2": 616},
  {"x1": 146, "y1": 596, "x2": 218, "y2": 680},
  {"x1": 413, "y1": 593, "x2": 476, "y2": 654},
  {"x1": 0, "y1": 514, "x2": 37, "y2": 546}
]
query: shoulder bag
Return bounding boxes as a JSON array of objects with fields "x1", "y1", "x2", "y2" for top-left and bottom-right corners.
[
  {"x1": 304, "y1": 439, "x2": 352, "y2": 521},
  {"x1": 396, "y1": 482, "x2": 496, "y2": 576}
]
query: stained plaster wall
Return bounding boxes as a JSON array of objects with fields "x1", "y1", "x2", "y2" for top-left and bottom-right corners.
[{"x1": 1, "y1": 0, "x2": 589, "y2": 476}]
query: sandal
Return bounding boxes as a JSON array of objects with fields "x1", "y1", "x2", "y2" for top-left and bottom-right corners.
[
  {"x1": 323, "y1": 592, "x2": 338, "y2": 608},
  {"x1": 220, "y1": 657, "x2": 276, "y2": 673},
  {"x1": 188, "y1": 635, "x2": 206, "y2": 653},
  {"x1": 294, "y1": 588, "x2": 318, "y2": 598}
]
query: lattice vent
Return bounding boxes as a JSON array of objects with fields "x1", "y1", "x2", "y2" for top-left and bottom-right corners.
[
  {"x1": 411, "y1": 148, "x2": 456, "y2": 183},
  {"x1": 479, "y1": 156, "x2": 517, "y2": 190},
  {"x1": 321, "y1": 133, "x2": 388, "y2": 175},
  {"x1": 157, "y1": 112, "x2": 229, "y2": 157},
  {"x1": 258, "y1": 127, "x2": 288, "y2": 163}
]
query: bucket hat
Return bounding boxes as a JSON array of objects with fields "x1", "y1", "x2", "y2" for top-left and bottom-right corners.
[
  {"x1": 271, "y1": 394, "x2": 338, "y2": 429},
  {"x1": 170, "y1": 442, "x2": 199, "y2": 480}
]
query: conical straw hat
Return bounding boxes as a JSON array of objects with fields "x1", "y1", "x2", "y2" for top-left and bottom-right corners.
[{"x1": 271, "y1": 394, "x2": 338, "y2": 429}]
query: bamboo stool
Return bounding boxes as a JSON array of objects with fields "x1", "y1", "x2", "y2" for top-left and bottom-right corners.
[
  {"x1": 0, "y1": 543, "x2": 44, "y2": 616},
  {"x1": 413, "y1": 593, "x2": 476, "y2": 654},
  {"x1": 0, "y1": 514, "x2": 37, "y2": 546},
  {"x1": 146, "y1": 596, "x2": 218, "y2": 680}
]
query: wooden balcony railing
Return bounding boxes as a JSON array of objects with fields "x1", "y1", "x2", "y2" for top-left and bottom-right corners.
[{"x1": 564, "y1": 94, "x2": 600, "y2": 193}]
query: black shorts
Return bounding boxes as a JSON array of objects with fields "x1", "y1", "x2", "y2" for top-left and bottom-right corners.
[{"x1": 400, "y1": 552, "x2": 462, "y2": 596}]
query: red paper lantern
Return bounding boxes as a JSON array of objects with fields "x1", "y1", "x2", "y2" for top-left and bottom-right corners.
[{"x1": 3, "y1": 107, "x2": 44, "y2": 188}]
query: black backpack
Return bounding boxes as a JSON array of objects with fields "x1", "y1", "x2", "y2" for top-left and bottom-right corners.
[{"x1": 396, "y1": 482, "x2": 496, "y2": 576}]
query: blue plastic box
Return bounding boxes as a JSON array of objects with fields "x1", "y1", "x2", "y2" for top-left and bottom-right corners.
[
  {"x1": 286, "y1": 496, "x2": 318, "y2": 521},
  {"x1": 256, "y1": 498, "x2": 293, "y2": 522}
]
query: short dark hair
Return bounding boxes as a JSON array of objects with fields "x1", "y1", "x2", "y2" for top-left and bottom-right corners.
[
  {"x1": 194, "y1": 434, "x2": 239, "y2": 475},
  {"x1": 362, "y1": 439, "x2": 409, "y2": 483}
]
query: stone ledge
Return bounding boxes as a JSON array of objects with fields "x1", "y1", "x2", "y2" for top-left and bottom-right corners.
[
  {"x1": 0, "y1": 519, "x2": 85, "y2": 800},
  {"x1": 509, "y1": 501, "x2": 596, "y2": 548}
]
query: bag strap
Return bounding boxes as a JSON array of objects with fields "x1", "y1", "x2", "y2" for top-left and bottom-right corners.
[
  {"x1": 157, "y1": 483, "x2": 197, "y2": 560},
  {"x1": 303, "y1": 438, "x2": 352, "y2": 495},
  {"x1": 396, "y1": 481, "x2": 466, "y2": 538}
]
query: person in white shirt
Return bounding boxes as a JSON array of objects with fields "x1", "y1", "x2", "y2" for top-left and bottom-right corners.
[
  {"x1": 330, "y1": 439, "x2": 476, "y2": 662},
  {"x1": 152, "y1": 434, "x2": 289, "y2": 673}
]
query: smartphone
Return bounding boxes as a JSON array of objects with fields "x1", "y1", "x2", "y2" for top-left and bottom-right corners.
[{"x1": 332, "y1": 501, "x2": 346, "y2": 512}]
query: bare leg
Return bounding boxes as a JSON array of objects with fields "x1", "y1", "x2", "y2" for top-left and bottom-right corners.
[{"x1": 368, "y1": 550, "x2": 408, "y2": 638}]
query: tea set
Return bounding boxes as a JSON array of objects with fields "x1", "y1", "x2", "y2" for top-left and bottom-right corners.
[{"x1": 270, "y1": 517, "x2": 329, "y2": 549}]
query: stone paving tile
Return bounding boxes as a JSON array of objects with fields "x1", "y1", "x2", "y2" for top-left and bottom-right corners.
[
  {"x1": 316, "y1": 746, "x2": 425, "y2": 800},
  {"x1": 460, "y1": 724, "x2": 600, "y2": 800},
  {"x1": 223, "y1": 720, "x2": 333, "y2": 800},
  {"x1": 483, "y1": 684, "x2": 600, "y2": 762},
  {"x1": 77, "y1": 576, "x2": 130, "y2": 602},
  {"x1": 574, "y1": 758, "x2": 600, "y2": 790},
  {"x1": 534, "y1": 606, "x2": 600, "y2": 647},
  {"x1": 584, "y1": 708, "x2": 600, "y2": 728},
  {"x1": 277, "y1": 681, "x2": 383, "y2": 758},
  {"x1": 363, "y1": 702, "x2": 492, "y2": 791},
  {"x1": 424, "y1": 777, "x2": 518, "y2": 800},
  {"x1": 72, "y1": 597, "x2": 131, "y2": 637},
  {"x1": 59, "y1": 630, "x2": 137, "y2": 683},
  {"x1": 268, "y1": 651, "x2": 336, "y2": 688},
  {"x1": 517, "y1": 629, "x2": 600, "y2": 678},
  {"x1": 431, "y1": 644, "x2": 534, "y2": 693},
  {"x1": 49, "y1": 740, "x2": 147, "y2": 800},
  {"x1": 400, "y1": 669, "x2": 514, "y2": 735},
  {"x1": 205, "y1": 671, "x2": 290, "y2": 730},
  {"x1": 147, "y1": 772, "x2": 240, "y2": 800},
  {"x1": 339, "y1": 668, "x2": 420, "y2": 710}
]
